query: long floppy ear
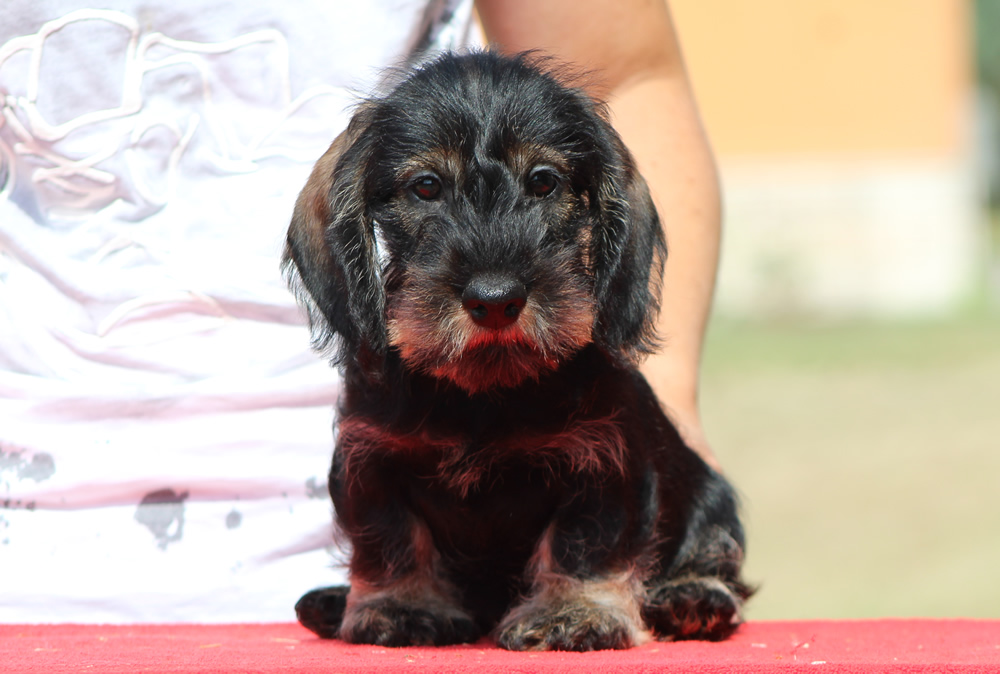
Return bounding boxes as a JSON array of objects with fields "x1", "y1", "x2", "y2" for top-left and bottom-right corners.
[
  {"x1": 282, "y1": 109, "x2": 386, "y2": 371},
  {"x1": 589, "y1": 138, "x2": 667, "y2": 361}
]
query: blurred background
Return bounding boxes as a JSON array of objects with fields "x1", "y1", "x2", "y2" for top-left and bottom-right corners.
[{"x1": 667, "y1": 0, "x2": 999, "y2": 619}]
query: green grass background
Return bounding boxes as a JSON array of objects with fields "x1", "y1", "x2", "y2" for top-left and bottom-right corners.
[{"x1": 700, "y1": 314, "x2": 1000, "y2": 619}]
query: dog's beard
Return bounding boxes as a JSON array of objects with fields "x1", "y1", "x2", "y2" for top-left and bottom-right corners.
[
  {"x1": 429, "y1": 339, "x2": 558, "y2": 393},
  {"x1": 387, "y1": 282, "x2": 595, "y2": 394}
]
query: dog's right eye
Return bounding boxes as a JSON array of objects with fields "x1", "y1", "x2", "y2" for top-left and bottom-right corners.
[{"x1": 411, "y1": 175, "x2": 443, "y2": 201}]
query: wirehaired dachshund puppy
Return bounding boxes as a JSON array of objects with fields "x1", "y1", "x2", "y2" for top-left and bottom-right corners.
[{"x1": 285, "y1": 51, "x2": 751, "y2": 651}]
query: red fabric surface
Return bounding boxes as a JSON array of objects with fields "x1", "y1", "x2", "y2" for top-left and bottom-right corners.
[{"x1": 3, "y1": 620, "x2": 999, "y2": 673}]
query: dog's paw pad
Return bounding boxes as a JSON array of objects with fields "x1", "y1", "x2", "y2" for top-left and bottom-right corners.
[
  {"x1": 642, "y1": 577, "x2": 744, "y2": 641},
  {"x1": 341, "y1": 597, "x2": 480, "y2": 647}
]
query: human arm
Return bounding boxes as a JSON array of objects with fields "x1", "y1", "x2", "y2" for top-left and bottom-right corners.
[{"x1": 476, "y1": 0, "x2": 723, "y2": 470}]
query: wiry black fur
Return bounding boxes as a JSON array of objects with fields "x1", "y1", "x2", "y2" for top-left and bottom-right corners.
[{"x1": 286, "y1": 51, "x2": 751, "y2": 651}]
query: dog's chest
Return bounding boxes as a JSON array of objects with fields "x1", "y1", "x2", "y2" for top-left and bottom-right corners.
[
  {"x1": 336, "y1": 349, "x2": 635, "y2": 561},
  {"x1": 403, "y1": 458, "x2": 557, "y2": 565}
]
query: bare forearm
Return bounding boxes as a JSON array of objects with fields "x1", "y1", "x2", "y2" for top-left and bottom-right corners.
[
  {"x1": 477, "y1": 0, "x2": 722, "y2": 467},
  {"x1": 611, "y1": 75, "x2": 721, "y2": 468}
]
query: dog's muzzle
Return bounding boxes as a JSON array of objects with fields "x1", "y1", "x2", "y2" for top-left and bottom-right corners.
[{"x1": 461, "y1": 272, "x2": 527, "y2": 330}]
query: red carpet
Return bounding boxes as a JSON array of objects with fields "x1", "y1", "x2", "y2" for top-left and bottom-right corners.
[{"x1": 4, "y1": 620, "x2": 998, "y2": 673}]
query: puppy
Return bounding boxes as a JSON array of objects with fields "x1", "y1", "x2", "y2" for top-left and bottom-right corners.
[{"x1": 284, "y1": 51, "x2": 751, "y2": 651}]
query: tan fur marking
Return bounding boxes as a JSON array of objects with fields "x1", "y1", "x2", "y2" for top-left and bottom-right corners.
[
  {"x1": 653, "y1": 576, "x2": 743, "y2": 639},
  {"x1": 506, "y1": 142, "x2": 571, "y2": 178},
  {"x1": 288, "y1": 128, "x2": 356, "y2": 264},
  {"x1": 496, "y1": 569, "x2": 650, "y2": 650},
  {"x1": 398, "y1": 148, "x2": 464, "y2": 181},
  {"x1": 495, "y1": 525, "x2": 650, "y2": 650},
  {"x1": 386, "y1": 263, "x2": 595, "y2": 393}
]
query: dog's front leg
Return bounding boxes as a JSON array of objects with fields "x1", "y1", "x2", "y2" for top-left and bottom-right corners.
[
  {"x1": 495, "y1": 482, "x2": 652, "y2": 651},
  {"x1": 338, "y1": 520, "x2": 480, "y2": 647},
  {"x1": 331, "y1": 450, "x2": 480, "y2": 647}
]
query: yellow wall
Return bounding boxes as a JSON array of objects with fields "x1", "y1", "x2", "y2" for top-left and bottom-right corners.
[{"x1": 670, "y1": 0, "x2": 970, "y2": 157}]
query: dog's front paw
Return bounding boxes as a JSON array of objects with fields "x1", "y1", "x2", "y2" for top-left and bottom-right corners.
[
  {"x1": 340, "y1": 595, "x2": 480, "y2": 647},
  {"x1": 496, "y1": 600, "x2": 644, "y2": 652}
]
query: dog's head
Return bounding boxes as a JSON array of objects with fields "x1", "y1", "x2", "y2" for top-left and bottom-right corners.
[{"x1": 284, "y1": 51, "x2": 665, "y2": 393}]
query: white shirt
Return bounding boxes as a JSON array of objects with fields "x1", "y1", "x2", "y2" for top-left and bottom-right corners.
[{"x1": 0, "y1": 0, "x2": 474, "y2": 623}]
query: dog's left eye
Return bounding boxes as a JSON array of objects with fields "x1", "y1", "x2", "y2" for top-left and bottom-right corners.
[
  {"x1": 411, "y1": 175, "x2": 443, "y2": 201},
  {"x1": 526, "y1": 169, "x2": 560, "y2": 198}
]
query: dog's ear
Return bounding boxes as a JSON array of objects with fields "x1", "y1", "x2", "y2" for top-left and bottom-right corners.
[
  {"x1": 588, "y1": 136, "x2": 667, "y2": 361},
  {"x1": 282, "y1": 108, "x2": 386, "y2": 371}
]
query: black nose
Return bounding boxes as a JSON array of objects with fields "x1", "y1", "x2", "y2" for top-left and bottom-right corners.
[{"x1": 462, "y1": 273, "x2": 527, "y2": 330}]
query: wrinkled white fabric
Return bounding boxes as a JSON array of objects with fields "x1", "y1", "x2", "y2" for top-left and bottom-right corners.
[{"x1": 0, "y1": 0, "x2": 474, "y2": 623}]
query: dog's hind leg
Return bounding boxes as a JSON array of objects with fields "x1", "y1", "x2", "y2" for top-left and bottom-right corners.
[
  {"x1": 641, "y1": 575, "x2": 749, "y2": 641},
  {"x1": 295, "y1": 585, "x2": 350, "y2": 639},
  {"x1": 642, "y1": 515, "x2": 753, "y2": 641}
]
